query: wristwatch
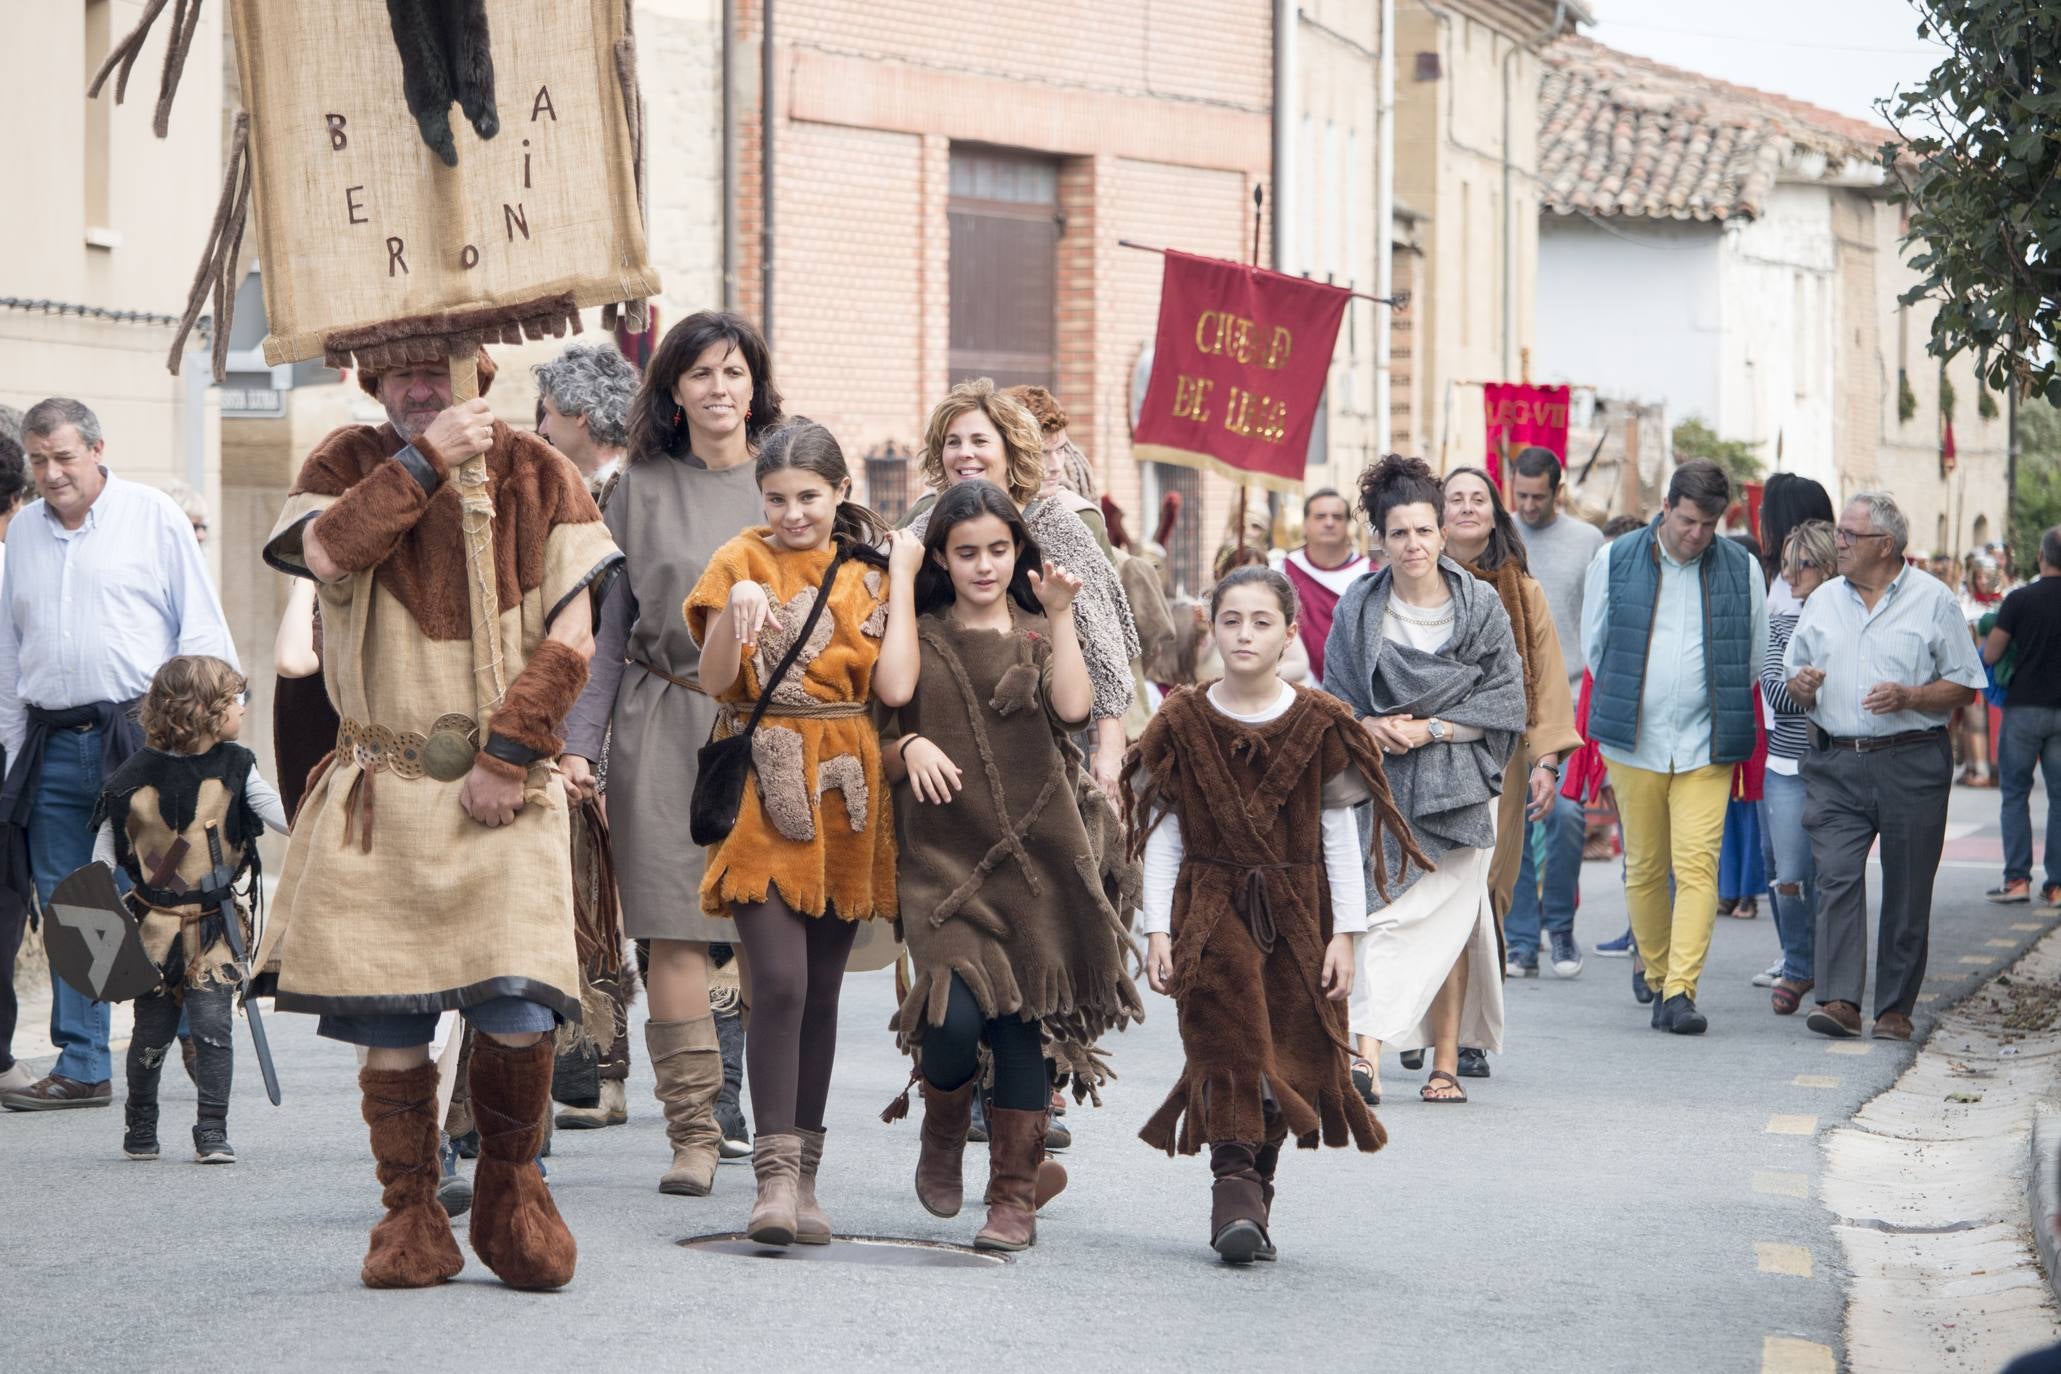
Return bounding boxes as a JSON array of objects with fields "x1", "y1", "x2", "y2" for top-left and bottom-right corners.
[{"x1": 1426, "y1": 717, "x2": 1449, "y2": 743}]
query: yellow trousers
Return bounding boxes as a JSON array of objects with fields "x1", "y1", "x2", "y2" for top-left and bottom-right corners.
[{"x1": 1607, "y1": 760, "x2": 1733, "y2": 1001}]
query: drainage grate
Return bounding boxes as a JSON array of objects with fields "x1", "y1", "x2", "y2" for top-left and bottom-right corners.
[{"x1": 678, "y1": 1233, "x2": 1008, "y2": 1268}]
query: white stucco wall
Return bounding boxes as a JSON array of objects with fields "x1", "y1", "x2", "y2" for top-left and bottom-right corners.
[
  {"x1": 1717, "y1": 181, "x2": 1840, "y2": 494},
  {"x1": 1536, "y1": 214, "x2": 1723, "y2": 420}
]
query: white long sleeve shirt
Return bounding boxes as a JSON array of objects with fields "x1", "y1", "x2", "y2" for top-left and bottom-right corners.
[
  {"x1": 1141, "y1": 681, "x2": 1369, "y2": 936},
  {"x1": 0, "y1": 472, "x2": 239, "y2": 761}
]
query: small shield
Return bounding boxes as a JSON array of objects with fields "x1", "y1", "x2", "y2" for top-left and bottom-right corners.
[{"x1": 45, "y1": 863, "x2": 162, "y2": 1003}]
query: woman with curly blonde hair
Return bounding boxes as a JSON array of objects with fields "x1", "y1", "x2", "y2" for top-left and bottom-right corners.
[
  {"x1": 903, "y1": 379, "x2": 1140, "y2": 798},
  {"x1": 92, "y1": 654, "x2": 289, "y2": 1164}
]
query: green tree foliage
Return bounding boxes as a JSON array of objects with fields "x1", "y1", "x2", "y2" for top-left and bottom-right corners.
[
  {"x1": 1884, "y1": 3, "x2": 2061, "y2": 405},
  {"x1": 2013, "y1": 399, "x2": 2061, "y2": 566},
  {"x1": 1672, "y1": 416, "x2": 1764, "y2": 488}
]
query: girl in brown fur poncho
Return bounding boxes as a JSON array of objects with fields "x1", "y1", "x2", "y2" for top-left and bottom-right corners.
[
  {"x1": 1125, "y1": 567, "x2": 1426, "y2": 1266},
  {"x1": 880, "y1": 481, "x2": 1144, "y2": 1253}
]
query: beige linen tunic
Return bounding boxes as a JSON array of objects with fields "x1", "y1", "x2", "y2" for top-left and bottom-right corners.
[{"x1": 258, "y1": 423, "x2": 620, "y2": 1019}]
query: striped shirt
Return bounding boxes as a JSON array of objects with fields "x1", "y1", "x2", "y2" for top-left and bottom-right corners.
[{"x1": 1760, "y1": 611, "x2": 1812, "y2": 770}]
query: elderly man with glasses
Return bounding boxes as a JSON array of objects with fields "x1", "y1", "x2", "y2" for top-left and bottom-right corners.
[{"x1": 1784, "y1": 493, "x2": 1986, "y2": 1041}]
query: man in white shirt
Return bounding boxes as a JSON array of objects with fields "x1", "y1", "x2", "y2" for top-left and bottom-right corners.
[{"x1": 0, "y1": 398, "x2": 237, "y2": 1108}]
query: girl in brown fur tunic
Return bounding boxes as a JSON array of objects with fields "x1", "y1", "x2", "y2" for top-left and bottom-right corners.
[
  {"x1": 882, "y1": 481, "x2": 1144, "y2": 1253},
  {"x1": 1125, "y1": 567, "x2": 1426, "y2": 1265}
]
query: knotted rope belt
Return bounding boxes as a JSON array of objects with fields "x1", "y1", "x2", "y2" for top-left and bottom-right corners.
[
  {"x1": 724, "y1": 698, "x2": 870, "y2": 722},
  {"x1": 1187, "y1": 856, "x2": 1318, "y2": 956}
]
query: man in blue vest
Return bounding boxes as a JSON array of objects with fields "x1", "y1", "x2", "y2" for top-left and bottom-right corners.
[{"x1": 1582, "y1": 460, "x2": 1767, "y2": 1035}]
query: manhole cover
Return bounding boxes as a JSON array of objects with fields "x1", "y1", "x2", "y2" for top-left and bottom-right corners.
[{"x1": 679, "y1": 1233, "x2": 1007, "y2": 1268}]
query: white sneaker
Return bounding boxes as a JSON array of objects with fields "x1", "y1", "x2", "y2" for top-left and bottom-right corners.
[
  {"x1": 0, "y1": 1061, "x2": 34, "y2": 1095},
  {"x1": 1750, "y1": 960, "x2": 1782, "y2": 988}
]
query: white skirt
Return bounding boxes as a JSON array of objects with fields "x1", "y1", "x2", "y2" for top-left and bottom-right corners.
[{"x1": 1348, "y1": 843, "x2": 1505, "y2": 1054}]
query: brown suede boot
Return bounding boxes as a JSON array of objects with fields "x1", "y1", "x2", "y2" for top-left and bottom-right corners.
[
  {"x1": 794, "y1": 1127, "x2": 832, "y2": 1244},
  {"x1": 467, "y1": 1037, "x2": 577, "y2": 1290},
  {"x1": 747, "y1": 1132, "x2": 803, "y2": 1246},
  {"x1": 1210, "y1": 1141, "x2": 1270, "y2": 1266},
  {"x1": 915, "y1": 1079, "x2": 975, "y2": 1218},
  {"x1": 359, "y1": 1063, "x2": 466, "y2": 1289},
  {"x1": 1252, "y1": 1131, "x2": 1285, "y2": 1262},
  {"x1": 646, "y1": 1016, "x2": 723, "y2": 1196},
  {"x1": 974, "y1": 1108, "x2": 1044, "y2": 1252}
]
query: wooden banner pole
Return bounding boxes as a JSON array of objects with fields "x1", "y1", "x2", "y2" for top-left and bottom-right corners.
[{"x1": 448, "y1": 350, "x2": 507, "y2": 727}]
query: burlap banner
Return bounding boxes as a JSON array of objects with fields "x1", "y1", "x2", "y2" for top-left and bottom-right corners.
[{"x1": 230, "y1": 0, "x2": 659, "y2": 366}]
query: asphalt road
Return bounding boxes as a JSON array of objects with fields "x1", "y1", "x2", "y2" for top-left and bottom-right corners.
[{"x1": 2, "y1": 785, "x2": 2049, "y2": 1374}]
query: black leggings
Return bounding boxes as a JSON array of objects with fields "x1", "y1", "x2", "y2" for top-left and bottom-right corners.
[
  {"x1": 729, "y1": 887, "x2": 857, "y2": 1136},
  {"x1": 919, "y1": 975, "x2": 1048, "y2": 1112}
]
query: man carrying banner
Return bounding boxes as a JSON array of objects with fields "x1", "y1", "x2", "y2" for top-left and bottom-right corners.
[{"x1": 262, "y1": 351, "x2": 620, "y2": 1291}]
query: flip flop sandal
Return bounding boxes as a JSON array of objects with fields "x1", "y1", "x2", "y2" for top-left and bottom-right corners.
[
  {"x1": 1420, "y1": 1070, "x2": 1467, "y2": 1104},
  {"x1": 1770, "y1": 978, "x2": 1813, "y2": 1016},
  {"x1": 1351, "y1": 1058, "x2": 1381, "y2": 1107}
]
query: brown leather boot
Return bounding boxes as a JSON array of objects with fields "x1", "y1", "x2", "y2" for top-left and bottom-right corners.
[
  {"x1": 646, "y1": 1016, "x2": 723, "y2": 1196},
  {"x1": 975, "y1": 1108, "x2": 1044, "y2": 1252},
  {"x1": 915, "y1": 1078, "x2": 975, "y2": 1218},
  {"x1": 794, "y1": 1127, "x2": 832, "y2": 1245},
  {"x1": 359, "y1": 1063, "x2": 465, "y2": 1288},
  {"x1": 468, "y1": 1037, "x2": 577, "y2": 1290},
  {"x1": 747, "y1": 1132, "x2": 803, "y2": 1246},
  {"x1": 1209, "y1": 1141, "x2": 1270, "y2": 1265}
]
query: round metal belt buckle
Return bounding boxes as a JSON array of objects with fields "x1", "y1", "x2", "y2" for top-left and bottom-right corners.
[{"x1": 423, "y1": 714, "x2": 480, "y2": 782}]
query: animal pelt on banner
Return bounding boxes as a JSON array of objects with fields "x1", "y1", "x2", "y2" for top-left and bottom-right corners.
[{"x1": 385, "y1": 0, "x2": 499, "y2": 167}]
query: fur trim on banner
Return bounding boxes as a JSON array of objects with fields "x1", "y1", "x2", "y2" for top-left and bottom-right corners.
[
  {"x1": 86, "y1": 0, "x2": 206, "y2": 140},
  {"x1": 159, "y1": 108, "x2": 251, "y2": 381},
  {"x1": 324, "y1": 292, "x2": 582, "y2": 373},
  {"x1": 489, "y1": 639, "x2": 590, "y2": 759}
]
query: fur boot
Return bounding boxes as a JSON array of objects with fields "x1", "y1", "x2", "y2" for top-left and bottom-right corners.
[
  {"x1": 646, "y1": 1016, "x2": 723, "y2": 1195},
  {"x1": 974, "y1": 1108, "x2": 1044, "y2": 1252},
  {"x1": 794, "y1": 1127, "x2": 832, "y2": 1245},
  {"x1": 467, "y1": 1037, "x2": 577, "y2": 1290},
  {"x1": 359, "y1": 1063, "x2": 466, "y2": 1288},
  {"x1": 1209, "y1": 1141, "x2": 1270, "y2": 1266},
  {"x1": 915, "y1": 1078, "x2": 975, "y2": 1218},
  {"x1": 747, "y1": 1133, "x2": 803, "y2": 1247}
]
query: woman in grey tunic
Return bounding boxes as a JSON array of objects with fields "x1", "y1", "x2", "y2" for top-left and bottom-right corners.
[{"x1": 562, "y1": 312, "x2": 778, "y2": 1197}]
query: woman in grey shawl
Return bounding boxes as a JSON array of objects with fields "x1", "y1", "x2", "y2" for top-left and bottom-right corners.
[
  {"x1": 1324, "y1": 456, "x2": 1526, "y2": 1104},
  {"x1": 902, "y1": 379, "x2": 1140, "y2": 799}
]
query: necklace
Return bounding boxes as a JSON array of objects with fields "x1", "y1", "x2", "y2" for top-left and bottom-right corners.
[{"x1": 1386, "y1": 596, "x2": 1456, "y2": 628}]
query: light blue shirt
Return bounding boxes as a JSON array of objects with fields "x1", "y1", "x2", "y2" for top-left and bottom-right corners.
[
  {"x1": 1582, "y1": 535, "x2": 1769, "y2": 774},
  {"x1": 1783, "y1": 564, "x2": 1985, "y2": 738},
  {"x1": 0, "y1": 471, "x2": 238, "y2": 760}
]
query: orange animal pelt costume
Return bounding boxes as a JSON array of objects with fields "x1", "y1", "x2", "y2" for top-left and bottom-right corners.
[{"x1": 684, "y1": 530, "x2": 898, "y2": 922}]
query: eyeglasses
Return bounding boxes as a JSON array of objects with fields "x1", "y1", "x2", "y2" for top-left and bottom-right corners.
[{"x1": 1834, "y1": 527, "x2": 1889, "y2": 544}]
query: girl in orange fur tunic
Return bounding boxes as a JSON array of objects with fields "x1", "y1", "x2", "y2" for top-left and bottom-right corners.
[{"x1": 685, "y1": 420, "x2": 922, "y2": 1248}]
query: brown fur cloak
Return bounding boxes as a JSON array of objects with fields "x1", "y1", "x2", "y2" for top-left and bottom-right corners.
[
  {"x1": 1124, "y1": 684, "x2": 1426, "y2": 1154},
  {"x1": 889, "y1": 610, "x2": 1145, "y2": 1097}
]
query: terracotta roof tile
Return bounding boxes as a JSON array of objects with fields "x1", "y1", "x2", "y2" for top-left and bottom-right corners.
[{"x1": 1539, "y1": 36, "x2": 1894, "y2": 222}]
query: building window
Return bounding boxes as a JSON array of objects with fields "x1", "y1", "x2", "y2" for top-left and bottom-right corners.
[
  {"x1": 1143, "y1": 461, "x2": 1205, "y2": 599},
  {"x1": 948, "y1": 146, "x2": 1059, "y2": 390},
  {"x1": 84, "y1": 0, "x2": 113, "y2": 236}
]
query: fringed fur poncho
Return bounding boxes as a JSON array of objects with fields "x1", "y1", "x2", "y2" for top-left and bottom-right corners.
[
  {"x1": 1124, "y1": 685, "x2": 1427, "y2": 1154},
  {"x1": 889, "y1": 609, "x2": 1144, "y2": 1097}
]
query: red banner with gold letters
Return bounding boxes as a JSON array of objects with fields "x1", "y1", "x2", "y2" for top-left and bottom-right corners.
[
  {"x1": 1482, "y1": 382, "x2": 1571, "y2": 485},
  {"x1": 1133, "y1": 250, "x2": 1350, "y2": 492}
]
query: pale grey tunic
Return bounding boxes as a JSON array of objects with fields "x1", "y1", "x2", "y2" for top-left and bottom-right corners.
[{"x1": 564, "y1": 453, "x2": 764, "y2": 941}]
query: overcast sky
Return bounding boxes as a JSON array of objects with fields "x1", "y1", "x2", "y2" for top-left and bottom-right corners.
[{"x1": 1583, "y1": 0, "x2": 1951, "y2": 129}]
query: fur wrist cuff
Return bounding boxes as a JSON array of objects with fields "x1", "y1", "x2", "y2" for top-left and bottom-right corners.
[
  {"x1": 489, "y1": 638, "x2": 590, "y2": 759},
  {"x1": 472, "y1": 750, "x2": 529, "y2": 783}
]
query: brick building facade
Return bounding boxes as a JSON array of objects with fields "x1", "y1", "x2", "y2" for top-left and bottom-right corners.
[{"x1": 729, "y1": 0, "x2": 1276, "y2": 593}]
